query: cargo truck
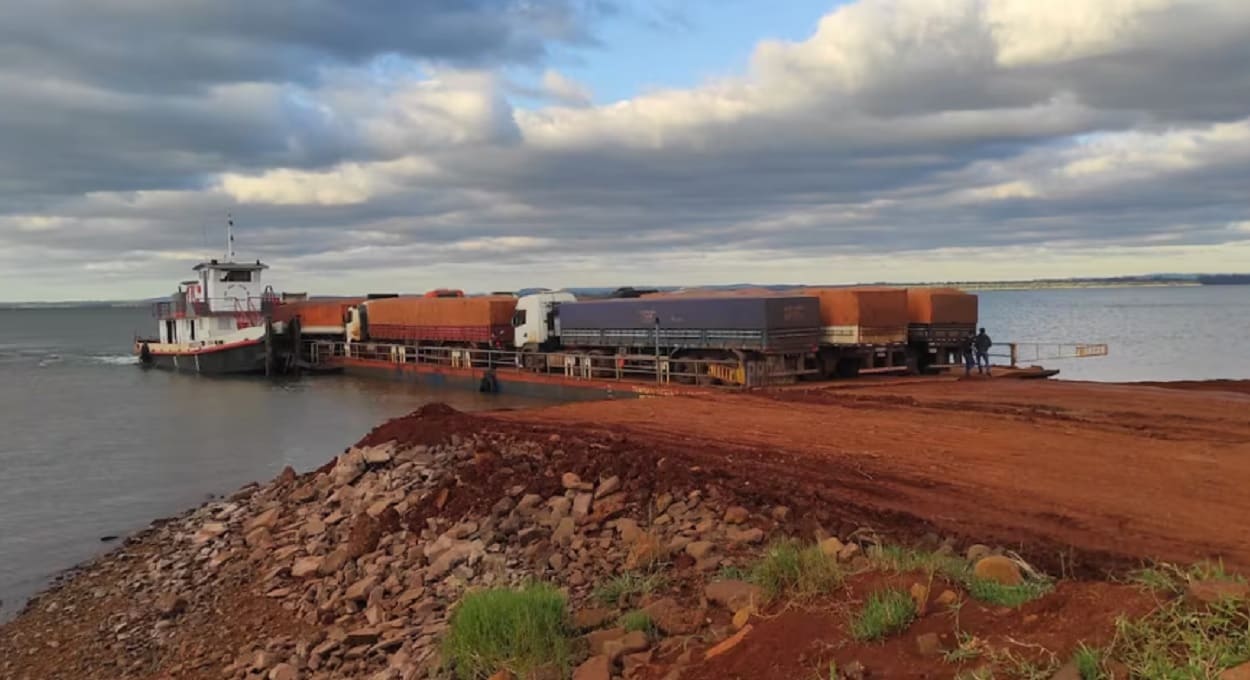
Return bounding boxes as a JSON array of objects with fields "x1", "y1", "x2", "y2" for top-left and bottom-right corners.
[
  {"x1": 905, "y1": 287, "x2": 978, "y2": 371},
  {"x1": 512, "y1": 294, "x2": 821, "y2": 383},
  {"x1": 272, "y1": 298, "x2": 363, "y2": 336},
  {"x1": 346, "y1": 295, "x2": 517, "y2": 348}
]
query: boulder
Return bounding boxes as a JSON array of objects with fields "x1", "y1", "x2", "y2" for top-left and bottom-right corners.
[
  {"x1": 345, "y1": 576, "x2": 377, "y2": 602},
  {"x1": 362, "y1": 445, "x2": 393, "y2": 464},
  {"x1": 245, "y1": 507, "x2": 282, "y2": 533},
  {"x1": 973, "y1": 556, "x2": 1023, "y2": 586},
  {"x1": 586, "y1": 627, "x2": 627, "y2": 655},
  {"x1": 572, "y1": 493, "x2": 593, "y2": 519},
  {"x1": 155, "y1": 593, "x2": 187, "y2": 618},
  {"x1": 685, "y1": 541, "x2": 715, "y2": 560},
  {"x1": 573, "y1": 655, "x2": 611, "y2": 680},
  {"x1": 704, "y1": 581, "x2": 764, "y2": 612},
  {"x1": 818, "y1": 537, "x2": 844, "y2": 559},
  {"x1": 915, "y1": 632, "x2": 942, "y2": 657},
  {"x1": 723, "y1": 507, "x2": 749, "y2": 524},
  {"x1": 572, "y1": 608, "x2": 615, "y2": 631},
  {"x1": 269, "y1": 663, "x2": 300, "y2": 680},
  {"x1": 604, "y1": 631, "x2": 649, "y2": 663},
  {"x1": 1219, "y1": 662, "x2": 1250, "y2": 680},
  {"x1": 643, "y1": 597, "x2": 702, "y2": 635},
  {"x1": 726, "y1": 527, "x2": 765, "y2": 544},
  {"x1": 292, "y1": 556, "x2": 324, "y2": 578},
  {"x1": 616, "y1": 518, "x2": 642, "y2": 544},
  {"x1": 595, "y1": 476, "x2": 621, "y2": 499}
]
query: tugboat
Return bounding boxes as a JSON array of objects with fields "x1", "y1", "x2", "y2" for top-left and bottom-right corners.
[{"x1": 134, "y1": 221, "x2": 283, "y2": 375}]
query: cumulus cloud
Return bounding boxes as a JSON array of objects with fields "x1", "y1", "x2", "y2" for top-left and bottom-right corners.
[{"x1": 1, "y1": 0, "x2": 1249, "y2": 300}]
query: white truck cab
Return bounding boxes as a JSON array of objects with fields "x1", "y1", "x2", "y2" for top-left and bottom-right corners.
[{"x1": 513, "y1": 291, "x2": 577, "y2": 350}]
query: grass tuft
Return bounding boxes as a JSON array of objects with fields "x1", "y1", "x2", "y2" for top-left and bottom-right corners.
[
  {"x1": 442, "y1": 583, "x2": 571, "y2": 680},
  {"x1": 591, "y1": 571, "x2": 668, "y2": 606},
  {"x1": 750, "y1": 539, "x2": 844, "y2": 601},
  {"x1": 966, "y1": 577, "x2": 1053, "y2": 609},
  {"x1": 954, "y1": 670, "x2": 994, "y2": 680},
  {"x1": 618, "y1": 610, "x2": 656, "y2": 637},
  {"x1": 850, "y1": 588, "x2": 918, "y2": 641},
  {"x1": 1130, "y1": 559, "x2": 1246, "y2": 595},
  {"x1": 1072, "y1": 643, "x2": 1106, "y2": 680},
  {"x1": 1111, "y1": 597, "x2": 1250, "y2": 678}
]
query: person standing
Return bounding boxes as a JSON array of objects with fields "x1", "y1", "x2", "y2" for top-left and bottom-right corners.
[
  {"x1": 962, "y1": 332, "x2": 976, "y2": 377},
  {"x1": 974, "y1": 327, "x2": 993, "y2": 375}
]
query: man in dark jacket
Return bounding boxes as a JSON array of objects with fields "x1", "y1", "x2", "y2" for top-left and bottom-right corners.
[{"x1": 974, "y1": 328, "x2": 993, "y2": 375}]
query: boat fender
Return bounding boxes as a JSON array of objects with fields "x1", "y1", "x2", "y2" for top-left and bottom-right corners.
[{"x1": 479, "y1": 370, "x2": 499, "y2": 393}]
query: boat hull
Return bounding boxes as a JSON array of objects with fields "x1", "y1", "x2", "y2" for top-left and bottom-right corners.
[{"x1": 136, "y1": 339, "x2": 269, "y2": 375}]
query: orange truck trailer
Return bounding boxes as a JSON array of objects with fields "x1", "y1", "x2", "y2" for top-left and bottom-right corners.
[
  {"x1": 272, "y1": 298, "x2": 363, "y2": 336},
  {"x1": 905, "y1": 287, "x2": 979, "y2": 369},
  {"x1": 347, "y1": 295, "x2": 517, "y2": 348}
]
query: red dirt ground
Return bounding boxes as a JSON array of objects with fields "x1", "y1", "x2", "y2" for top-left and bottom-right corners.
[
  {"x1": 669, "y1": 573, "x2": 1158, "y2": 680},
  {"x1": 490, "y1": 379, "x2": 1250, "y2": 574}
]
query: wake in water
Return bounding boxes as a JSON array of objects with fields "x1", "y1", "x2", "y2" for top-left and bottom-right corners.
[{"x1": 89, "y1": 354, "x2": 139, "y2": 366}]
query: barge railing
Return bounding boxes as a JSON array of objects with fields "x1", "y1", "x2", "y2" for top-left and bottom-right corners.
[{"x1": 302, "y1": 340, "x2": 808, "y2": 388}]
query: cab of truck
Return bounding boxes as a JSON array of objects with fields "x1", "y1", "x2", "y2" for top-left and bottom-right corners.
[{"x1": 512, "y1": 291, "x2": 577, "y2": 350}]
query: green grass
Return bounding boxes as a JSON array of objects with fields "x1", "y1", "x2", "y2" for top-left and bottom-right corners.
[
  {"x1": 1110, "y1": 597, "x2": 1250, "y2": 678},
  {"x1": 849, "y1": 588, "x2": 918, "y2": 641},
  {"x1": 869, "y1": 546, "x2": 1052, "y2": 609},
  {"x1": 1072, "y1": 644, "x2": 1106, "y2": 680},
  {"x1": 1130, "y1": 559, "x2": 1246, "y2": 595},
  {"x1": 943, "y1": 632, "x2": 984, "y2": 664},
  {"x1": 966, "y1": 577, "x2": 1053, "y2": 609},
  {"x1": 988, "y1": 649, "x2": 1057, "y2": 680},
  {"x1": 442, "y1": 583, "x2": 571, "y2": 680},
  {"x1": 619, "y1": 610, "x2": 656, "y2": 637},
  {"x1": 750, "y1": 539, "x2": 844, "y2": 601},
  {"x1": 717, "y1": 564, "x2": 752, "y2": 582},
  {"x1": 591, "y1": 571, "x2": 669, "y2": 606}
]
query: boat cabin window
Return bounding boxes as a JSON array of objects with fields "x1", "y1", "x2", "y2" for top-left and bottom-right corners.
[
  {"x1": 512, "y1": 309, "x2": 527, "y2": 327},
  {"x1": 221, "y1": 270, "x2": 253, "y2": 282}
]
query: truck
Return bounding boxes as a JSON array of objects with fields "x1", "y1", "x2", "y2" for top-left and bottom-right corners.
[
  {"x1": 272, "y1": 297, "x2": 363, "y2": 336},
  {"x1": 905, "y1": 287, "x2": 978, "y2": 370},
  {"x1": 512, "y1": 293, "x2": 821, "y2": 383},
  {"x1": 346, "y1": 295, "x2": 518, "y2": 348},
  {"x1": 799, "y1": 287, "x2": 910, "y2": 376}
]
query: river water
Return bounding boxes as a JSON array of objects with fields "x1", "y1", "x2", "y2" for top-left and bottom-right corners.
[{"x1": 1, "y1": 285, "x2": 1248, "y2": 618}]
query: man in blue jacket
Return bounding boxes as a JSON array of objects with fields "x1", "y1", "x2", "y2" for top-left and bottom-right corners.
[{"x1": 974, "y1": 328, "x2": 993, "y2": 375}]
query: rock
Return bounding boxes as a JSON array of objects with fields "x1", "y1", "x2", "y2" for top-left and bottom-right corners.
[
  {"x1": 345, "y1": 576, "x2": 377, "y2": 602},
  {"x1": 936, "y1": 590, "x2": 960, "y2": 607},
  {"x1": 685, "y1": 541, "x2": 715, "y2": 560},
  {"x1": 770, "y1": 506, "x2": 791, "y2": 522},
  {"x1": 366, "y1": 498, "x2": 395, "y2": 518},
  {"x1": 915, "y1": 632, "x2": 942, "y2": 657},
  {"x1": 839, "y1": 543, "x2": 861, "y2": 561},
  {"x1": 277, "y1": 465, "x2": 298, "y2": 484},
  {"x1": 616, "y1": 519, "x2": 642, "y2": 544},
  {"x1": 548, "y1": 553, "x2": 566, "y2": 571},
  {"x1": 726, "y1": 527, "x2": 765, "y2": 544},
  {"x1": 653, "y1": 492, "x2": 673, "y2": 514},
  {"x1": 586, "y1": 627, "x2": 627, "y2": 655},
  {"x1": 818, "y1": 537, "x2": 844, "y2": 559},
  {"x1": 561, "y1": 472, "x2": 583, "y2": 490},
  {"x1": 572, "y1": 608, "x2": 615, "y2": 631},
  {"x1": 842, "y1": 660, "x2": 866, "y2": 680},
  {"x1": 552, "y1": 517, "x2": 577, "y2": 546},
  {"x1": 269, "y1": 663, "x2": 300, "y2": 680},
  {"x1": 320, "y1": 547, "x2": 351, "y2": 575},
  {"x1": 731, "y1": 607, "x2": 752, "y2": 630},
  {"x1": 572, "y1": 492, "x2": 593, "y2": 519},
  {"x1": 155, "y1": 593, "x2": 187, "y2": 618},
  {"x1": 345, "y1": 627, "x2": 381, "y2": 646},
  {"x1": 292, "y1": 556, "x2": 323, "y2": 578},
  {"x1": 488, "y1": 671, "x2": 515, "y2": 680},
  {"x1": 1187, "y1": 580, "x2": 1250, "y2": 607},
  {"x1": 573, "y1": 655, "x2": 611, "y2": 680},
  {"x1": 548, "y1": 496, "x2": 573, "y2": 519},
  {"x1": 595, "y1": 476, "x2": 621, "y2": 499},
  {"x1": 909, "y1": 582, "x2": 930, "y2": 616},
  {"x1": 1219, "y1": 663, "x2": 1250, "y2": 680},
  {"x1": 624, "y1": 533, "x2": 665, "y2": 570},
  {"x1": 704, "y1": 624, "x2": 752, "y2": 660},
  {"x1": 246, "y1": 507, "x2": 282, "y2": 533},
  {"x1": 643, "y1": 597, "x2": 702, "y2": 635},
  {"x1": 1049, "y1": 660, "x2": 1082, "y2": 680},
  {"x1": 362, "y1": 445, "x2": 393, "y2": 464},
  {"x1": 965, "y1": 544, "x2": 993, "y2": 563},
  {"x1": 723, "y1": 507, "x2": 749, "y2": 524},
  {"x1": 289, "y1": 485, "x2": 316, "y2": 504},
  {"x1": 705, "y1": 581, "x2": 764, "y2": 612},
  {"x1": 973, "y1": 556, "x2": 1023, "y2": 586},
  {"x1": 604, "y1": 630, "x2": 649, "y2": 663}
]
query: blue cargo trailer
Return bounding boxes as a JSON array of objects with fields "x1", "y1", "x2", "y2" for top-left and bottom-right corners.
[{"x1": 555, "y1": 296, "x2": 821, "y2": 354}]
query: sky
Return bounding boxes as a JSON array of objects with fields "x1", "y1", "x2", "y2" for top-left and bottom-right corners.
[{"x1": 2, "y1": 0, "x2": 1250, "y2": 301}]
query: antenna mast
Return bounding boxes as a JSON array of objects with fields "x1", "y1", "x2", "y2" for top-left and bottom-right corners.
[{"x1": 226, "y1": 213, "x2": 236, "y2": 261}]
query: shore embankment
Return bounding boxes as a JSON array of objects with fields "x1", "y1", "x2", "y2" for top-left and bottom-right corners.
[{"x1": 2, "y1": 379, "x2": 1249, "y2": 679}]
